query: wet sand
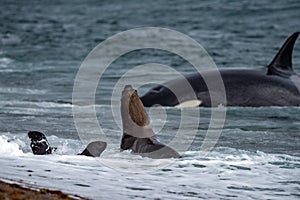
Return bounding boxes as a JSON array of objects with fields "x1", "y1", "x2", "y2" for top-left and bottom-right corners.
[{"x1": 0, "y1": 180, "x2": 87, "y2": 200}]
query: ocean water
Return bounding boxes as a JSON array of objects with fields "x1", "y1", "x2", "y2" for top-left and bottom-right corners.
[{"x1": 1, "y1": 0, "x2": 300, "y2": 199}]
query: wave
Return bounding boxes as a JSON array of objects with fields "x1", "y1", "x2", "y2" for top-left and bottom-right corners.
[
  {"x1": 0, "y1": 57, "x2": 14, "y2": 68},
  {"x1": 1, "y1": 132, "x2": 299, "y2": 200},
  {"x1": 0, "y1": 87, "x2": 47, "y2": 95},
  {"x1": 0, "y1": 133, "x2": 85, "y2": 156},
  {"x1": 0, "y1": 135, "x2": 24, "y2": 156},
  {"x1": 0, "y1": 100, "x2": 72, "y2": 108}
]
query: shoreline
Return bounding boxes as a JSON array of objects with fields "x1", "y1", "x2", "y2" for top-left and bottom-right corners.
[{"x1": 0, "y1": 180, "x2": 88, "y2": 200}]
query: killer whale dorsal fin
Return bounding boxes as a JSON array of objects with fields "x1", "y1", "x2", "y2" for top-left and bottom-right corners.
[{"x1": 267, "y1": 32, "x2": 299, "y2": 76}]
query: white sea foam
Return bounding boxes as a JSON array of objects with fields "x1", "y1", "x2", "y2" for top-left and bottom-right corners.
[
  {"x1": 0, "y1": 135, "x2": 23, "y2": 156},
  {"x1": 0, "y1": 133, "x2": 299, "y2": 200},
  {"x1": 0, "y1": 100, "x2": 72, "y2": 109},
  {"x1": 0, "y1": 87, "x2": 47, "y2": 95}
]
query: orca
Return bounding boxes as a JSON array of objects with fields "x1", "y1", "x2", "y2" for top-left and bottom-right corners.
[
  {"x1": 140, "y1": 32, "x2": 300, "y2": 107},
  {"x1": 28, "y1": 131, "x2": 107, "y2": 157},
  {"x1": 120, "y1": 85, "x2": 181, "y2": 159}
]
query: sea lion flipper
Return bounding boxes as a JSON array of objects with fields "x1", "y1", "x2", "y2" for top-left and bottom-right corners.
[
  {"x1": 28, "y1": 131, "x2": 53, "y2": 155},
  {"x1": 120, "y1": 132, "x2": 136, "y2": 150},
  {"x1": 79, "y1": 141, "x2": 107, "y2": 157}
]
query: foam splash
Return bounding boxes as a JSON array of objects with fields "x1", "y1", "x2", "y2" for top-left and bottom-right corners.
[{"x1": 0, "y1": 135, "x2": 23, "y2": 156}]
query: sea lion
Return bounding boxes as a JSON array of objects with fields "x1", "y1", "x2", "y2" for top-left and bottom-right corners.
[{"x1": 120, "y1": 85, "x2": 181, "y2": 159}]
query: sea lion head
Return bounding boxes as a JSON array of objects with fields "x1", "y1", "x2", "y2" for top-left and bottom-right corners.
[{"x1": 121, "y1": 85, "x2": 149, "y2": 127}]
